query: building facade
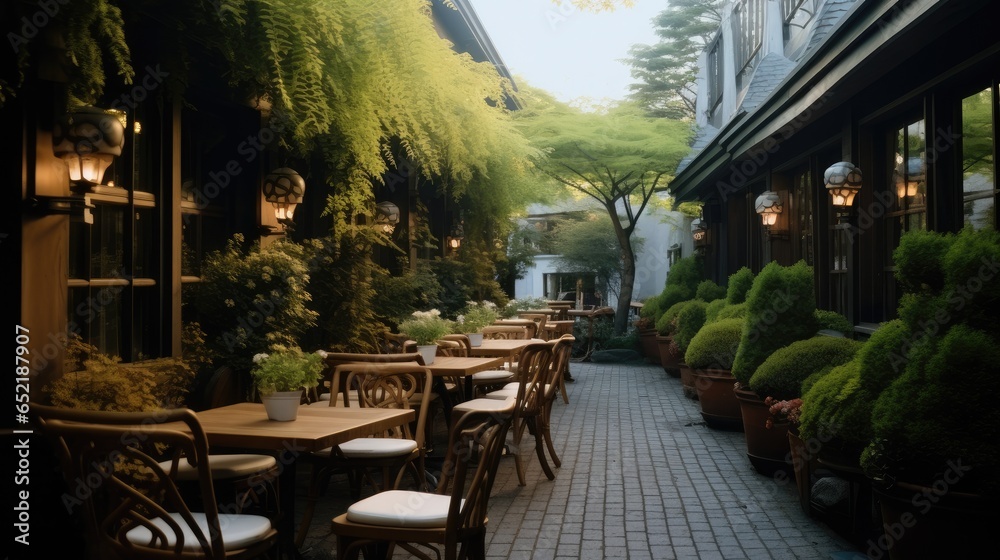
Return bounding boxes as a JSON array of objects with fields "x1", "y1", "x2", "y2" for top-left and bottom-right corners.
[{"x1": 669, "y1": 0, "x2": 999, "y2": 333}]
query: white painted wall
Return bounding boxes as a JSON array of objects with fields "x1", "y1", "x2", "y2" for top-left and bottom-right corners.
[{"x1": 513, "y1": 199, "x2": 695, "y2": 307}]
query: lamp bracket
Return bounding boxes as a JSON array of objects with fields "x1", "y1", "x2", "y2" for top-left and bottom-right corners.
[{"x1": 24, "y1": 195, "x2": 94, "y2": 224}]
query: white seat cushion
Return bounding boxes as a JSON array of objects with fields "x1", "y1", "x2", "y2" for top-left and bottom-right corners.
[
  {"x1": 158, "y1": 454, "x2": 277, "y2": 481},
  {"x1": 346, "y1": 490, "x2": 462, "y2": 528},
  {"x1": 472, "y1": 371, "x2": 514, "y2": 382},
  {"x1": 485, "y1": 389, "x2": 516, "y2": 400},
  {"x1": 314, "y1": 438, "x2": 417, "y2": 459},
  {"x1": 125, "y1": 512, "x2": 272, "y2": 550},
  {"x1": 453, "y1": 397, "x2": 515, "y2": 413}
]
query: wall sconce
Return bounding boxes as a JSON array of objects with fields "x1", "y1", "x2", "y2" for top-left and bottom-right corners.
[
  {"x1": 894, "y1": 155, "x2": 924, "y2": 199},
  {"x1": 447, "y1": 218, "x2": 464, "y2": 251},
  {"x1": 691, "y1": 217, "x2": 707, "y2": 242},
  {"x1": 754, "y1": 190, "x2": 782, "y2": 229},
  {"x1": 261, "y1": 167, "x2": 305, "y2": 232},
  {"x1": 374, "y1": 201, "x2": 400, "y2": 233},
  {"x1": 824, "y1": 161, "x2": 862, "y2": 217},
  {"x1": 52, "y1": 106, "x2": 126, "y2": 192}
]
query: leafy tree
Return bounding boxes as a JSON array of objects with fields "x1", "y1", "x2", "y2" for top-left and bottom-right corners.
[
  {"x1": 514, "y1": 86, "x2": 692, "y2": 333},
  {"x1": 551, "y1": 212, "x2": 642, "y2": 304},
  {"x1": 624, "y1": 0, "x2": 725, "y2": 119}
]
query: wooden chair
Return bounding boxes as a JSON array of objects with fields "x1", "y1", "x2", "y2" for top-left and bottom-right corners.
[
  {"x1": 460, "y1": 340, "x2": 555, "y2": 486},
  {"x1": 331, "y1": 401, "x2": 515, "y2": 560},
  {"x1": 480, "y1": 325, "x2": 528, "y2": 340},
  {"x1": 33, "y1": 404, "x2": 278, "y2": 560},
  {"x1": 309, "y1": 351, "x2": 427, "y2": 405},
  {"x1": 295, "y1": 362, "x2": 432, "y2": 548},
  {"x1": 517, "y1": 313, "x2": 551, "y2": 339},
  {"x1": 382, "y1": 331, "x2": 416, "y2": 354}
]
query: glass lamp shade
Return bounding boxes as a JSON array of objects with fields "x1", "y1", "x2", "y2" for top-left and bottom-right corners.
[
  {"x1": 374, "y1": 201, "x2": 400, "y2": 232},
  {"x1": 690, "y1": 217, "x2": 705, "y2": 234},
  {"x1": 754, "y1": 191, "x2": 782, "y2": 226},
  {"x1": 824, "y1": 162, "x2": 862, "y2": 208},
  {"x1": 262, "y1": 168, "x2": 306, "y2": 221},
  {"x1": 448, "y1": 237, "x2": 461, "y2": 249},
  {"x1": 53, "y1": 106, "x2": 127, "y2": 187}
]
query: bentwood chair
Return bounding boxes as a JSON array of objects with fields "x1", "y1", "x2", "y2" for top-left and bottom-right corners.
[
  {"x1": 457, "y1": 340, "x2": 555, "y2": 486},
  {"x1": 331, "y1": 401, "x2": 515, "y2": 560},
  {"x1": 295, "y1": 362, "x2": 432, "y2": 548},
  {"x1": 33, "y1": 404, "x2": 278, "y2": 560}
]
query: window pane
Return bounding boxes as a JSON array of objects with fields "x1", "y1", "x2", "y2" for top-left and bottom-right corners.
[
  {"x1": 132, "y1": 286, "x2": 158, "y2": 359},
  {"x1": 962, "y1": 87, "x2": 996, "y2": 230},
  {"x1": 68, "y1": 285, "x2": 122, "y2": 356},
  {"x1": 133, "y1": 207, "x2": 154, "y2": 277},
  {"x1": 92, "y1": 205, "x2": 125, "y2": 278}
]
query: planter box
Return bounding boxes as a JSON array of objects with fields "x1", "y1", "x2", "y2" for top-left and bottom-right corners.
[
  {"x1": 678, "y1": 363, "x2": 698, "y2": 400},
  {"x1": 639, "y1": 329, "x2": 660, "y2": 364}
]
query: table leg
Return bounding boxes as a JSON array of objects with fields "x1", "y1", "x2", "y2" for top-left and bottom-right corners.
[{"x1": 277, "y1": 458, "x2": 302, "y2": 559}]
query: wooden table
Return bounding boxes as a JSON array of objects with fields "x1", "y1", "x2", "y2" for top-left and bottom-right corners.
[
  {"x1": 427, "y1": 355, "x2": 507, "y2": 401},
  {"x1": 195, "y1": 403, "x2": 415, "y2": 559},
  {"x1": 545, "y1": 319, "x2": 576, "y2": 338},
  {"x1": 471, "y1": 338, "x2": 547, "y2": 362}
]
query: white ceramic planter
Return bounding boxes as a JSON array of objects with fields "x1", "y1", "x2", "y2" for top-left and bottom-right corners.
[
  {"x1": 416, "y1": 344, "x2": 438, "y2": 365},
  {"x1": 261, "y1": 390, "x2": 302, "y2": 421},
  {"x1": 467, "y1": 333, "x2": 484, "y2": 347}
]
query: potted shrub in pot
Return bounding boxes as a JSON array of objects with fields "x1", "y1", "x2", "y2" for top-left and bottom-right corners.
[
  {"x1": 855, "y1": 227, "x2": 1000, "y2": 560},
  {"x1": 251, "y1": 345, "x2": 325, "y2": 421},
  {"x1": 742, "y1": 334, "x2": 862, "y2": 475},
  {"x1": 683, "y1": 317, "x2": 742, "y2": 428}
]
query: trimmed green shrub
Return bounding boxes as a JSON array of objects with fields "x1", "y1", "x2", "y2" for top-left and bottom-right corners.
[
  {"x1": 639, "y1": 294, "x2": 662, "y2": 321},
  {"x1": 674, "y1": 300, "x2": 708, "y2": 355},
  {"x1": 893, "y1": 228, "x2": 955, "y2": 294},
  {"x1": 665, "y1": 253, "x2": 704, "y2": 291},
  {"x1": 715, "y1": 302, "x2": 748, "y2": 321},
  {"x1": 726, "y1": 266, "x2": 755, "y2": 304},
  {"x1": 749, "y1": 336, "x2": 862, "y2": 400},
  {"x1": 731, "y1": 260, "x2": 818, "y2": 385},
  {"x1": 798, "y1": 358, "x2": 866, "y2": 457},
  {"x1": 657, "y1": 285, "x2": 694, "y2": 319},
  {"x1": 695, "y1": 279, "x2": 726, "y2": 303},
  {"x1": 814, "y1": 309, "x2": 852, "y2": 336},
  {"x1": 940, "y1": 226, "x2": 1000, "y2": 333},
  {"x1": 704, "y1": 298, "x2": 727, "y2": 323},
  {"x1": 655, "y1": 300, "x2": 688, "y2": 336},
  {"x1": 861, "y1": 325, "x2": 1000, "y2": 497},
  {"x1": 684, "y1": 318, "x2": 743, "y2": 370}
]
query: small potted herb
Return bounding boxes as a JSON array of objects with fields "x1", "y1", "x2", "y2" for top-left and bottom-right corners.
[{"x1": 251, "y1": 345, "x2": 324, "y2": 421}]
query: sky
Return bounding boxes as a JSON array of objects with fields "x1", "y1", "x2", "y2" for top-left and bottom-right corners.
[{"x1": 466, "y1": 0, "x2": 669, "y2": 105}]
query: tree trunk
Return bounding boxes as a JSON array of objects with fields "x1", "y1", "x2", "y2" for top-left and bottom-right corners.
[{"x1": 615, "y1": 246, "x2": 636, "y2": 335}]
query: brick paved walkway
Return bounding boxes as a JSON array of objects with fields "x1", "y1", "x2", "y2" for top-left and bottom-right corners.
[{"x1": 296, "y1": 360, "x2": 864, "y2": 559}]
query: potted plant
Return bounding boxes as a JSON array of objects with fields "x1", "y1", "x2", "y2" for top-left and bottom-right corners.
[
  {"x1": 741, "y1": 335, "x2": 862, "y2": 475},
  {"x1": 635, "y1": 296, "x2": 662, "y2": 363},
  {"x1": 683, "y1": 317, "x2": 742, "y2": 427},
  {"x1": 453, "y1": 300, "x2": 499, "y2": 347},
  {"x1": 655, "y1": 300, "x2": 687, "y2": 378},
  {"x1": 251, "y1": 345, "x2": 325, "y2": 421},
  {"x1": 397, "y1": 309, "x2": 454, "y2": 365},
  {"x1": 855, "y1": 227, "x2": 1000, "y2": 559}
]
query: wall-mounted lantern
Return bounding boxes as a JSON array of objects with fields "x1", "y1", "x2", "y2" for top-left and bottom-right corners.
[
  {"x1": 691, "y1": 217, "x2": 707, "y2": 242},
  {"x1": 824, "y1": 161, "x2": 862, "y2": 216},
  {"x1": 447, "y1": 217, "x2": 464, "y2": 251},
  {"x1": 754, "y1": 190, "x2": 783, "y2": 229},
  {"x1": 894, "y1": 155, "x2": 924, "y2": 200},
  {"x1": 261, "y1": 167, "x2": 305, "y2": 233},
  {"x1": 374, "y1": 201, "x2": 401, "y2": 233},
  {"x1": 53, "y1": 106, "x2": 127, "y2": 192}
]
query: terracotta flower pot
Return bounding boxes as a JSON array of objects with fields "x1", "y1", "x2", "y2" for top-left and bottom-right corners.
[
  {"x1": 678, "y1": 362, "x2": 698, "y2": 400},
  {"x1": 692, "y1": 368, "x2": 743, "y2": 431},
  {"x1": 870, "y1": 480, "x2": 991, "y2": 560},
  {"x1": 734, "y1": 387, "x2": 792, "y2": 476},
  {"x1": 787, "y1": 427, "x2": 818, "y2": 515},
  {"x1": 656, "y1": 335, "x2": 681, "y2": 377},
  {"x1": 639, "y1": 329, "x2": 660, "y2": 364}
]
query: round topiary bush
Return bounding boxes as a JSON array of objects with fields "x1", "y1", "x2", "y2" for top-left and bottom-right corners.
[
  {"x1": 655, "y1": 300, "x2": 688, "y2": 336},
  {"x1": 861, "y1": 324, "x2": 1000, "y2": 497},
  {"x1": 684, "y1": 317, "x2": 743, "y2": 370},
  {"x1": 704, "y1": 298, "x2": 727, "y2": 323},
  {"x1": 814, "y1": 309, "x2": 852, "y2": 336},
  {"x1": 715, "y1": 302, "x2": 748, "y2": 321},
  {"x1": 674, "y1": 299, "x2": 708, "y2": 356},
  {"x1": 726, "y1": 266, "x2": 755, "y2": 305},
  {"x1": 696, "y1": 279, "x2": 726, "y2": 303},
  {"x1": 731, "y1": 260, "x2": 818, "y2": 385},
  {"x1": 748, "y1": 336, "x2": 862, "y2": 400}
]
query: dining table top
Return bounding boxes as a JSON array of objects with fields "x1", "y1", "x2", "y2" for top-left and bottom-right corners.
[
  {"x1": 425, "y1": 355, "x2": 507, "y2": 376},
  {"x1": 194, "y1": 402, "x2": 415, "y2": 453},
  {"x1": 470, "y1": 337, "x2": 548, "y2": 358}
]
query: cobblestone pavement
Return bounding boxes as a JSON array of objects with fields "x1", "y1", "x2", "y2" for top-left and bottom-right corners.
[{"x1": 294, "y1": 359, "x2": 865, "y2": 560}]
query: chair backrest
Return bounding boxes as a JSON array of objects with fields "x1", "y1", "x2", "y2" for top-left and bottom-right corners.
[
  {"x1": 332, "y1": 362, "x2": 433, "y2": 449},
  {"x1": 518, "y1": 313, "x2": 549, "y2": 337},
  {"x1": 437, "y1": 334, "x2": 472, "y2": 356},
  {"x1": 435, "y1": 403, "x2": 515, "y2": 549},
  {"x1": 545, "y1": 335, "x2": 575, "y2": 402},
  {"x1": 493, "y1": 319, "x2": 538, "y2": 339},
  {"x1": 481, "y1": 325, "x2": 528, "y2": 340},
  {"x1": 318, "y1": 352, "x2": 426, "y2": 403},
  {"x1": 382, "y1": 331, "x2": 416, "y2": 354},
  {"x1": 508, "y1": 341, "x2": 555, "y2": 417},
  {"x1": 32, "y1": 404, "x2": 276, "y2": 560}
]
